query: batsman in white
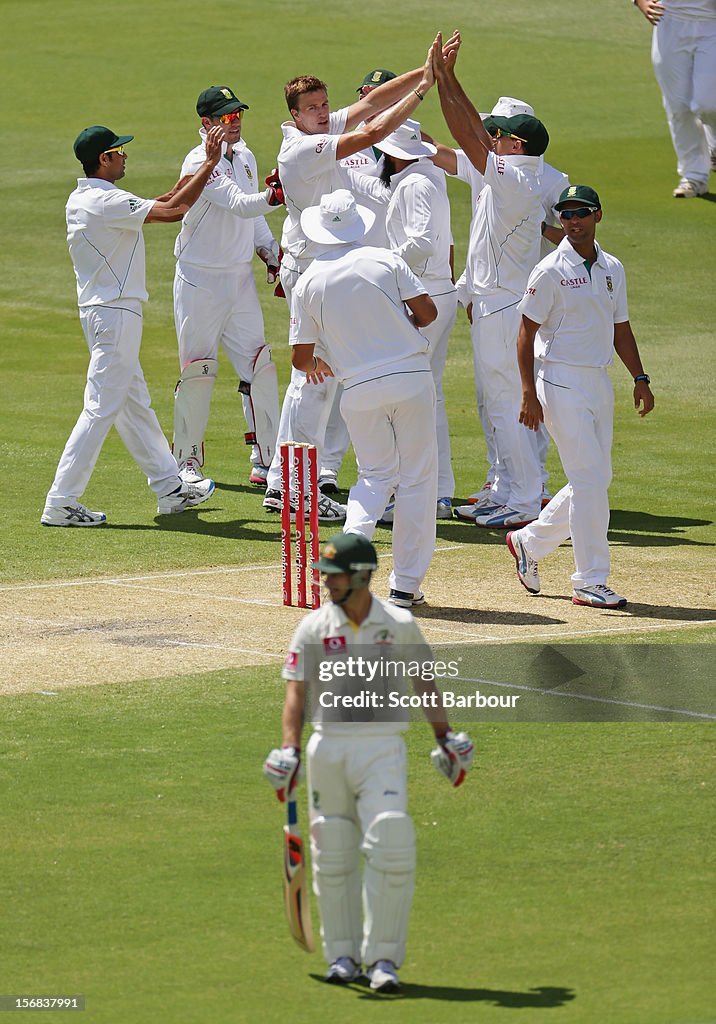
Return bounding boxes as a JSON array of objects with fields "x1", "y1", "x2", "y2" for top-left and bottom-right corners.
[
  {"x1": 264, "y1": 532, "x2": 474, "y2": 991},
  {"x1": 172, "y1": 86, "x2": 284, "y2": 488},
  {"x1": 375, "y1": 120, "x2": 458, "y2": 521},
  {"x1": 430, "y1": 35, "x2": 549, "y2": 531},
  {"x1": 261, "y1": 34, "x2": 460, "y2": 521},
  {"x1": 291, "y1": 190, "x2": 439, "y2": 608},
  {"x1": 509, "y1": 185, "x2": 655, "y2": 609},
  {"x1": 42, "y1": 126, "x2": 221, "y2": 527},
  {"x1": 634, "y1": 0, "x2": 716, "y2": 198}
]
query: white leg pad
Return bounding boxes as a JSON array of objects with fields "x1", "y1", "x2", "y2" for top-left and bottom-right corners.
[
  {"x1": 172, "y1": 357, "x2": 218, "y2": 468},
  {"x1": 311, "y1": 816, "x2": 362, "y2": 964},
  {"x1": 238, "y1": 345, "x2": 279, "y2": 468},
  {"x1": 360, "y1": 812, "x2": 416, "y2": 967}
]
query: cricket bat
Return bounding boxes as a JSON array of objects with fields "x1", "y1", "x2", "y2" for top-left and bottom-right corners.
[{"x1": 283, "y1": 796, "x2": 315, "y2": 952}]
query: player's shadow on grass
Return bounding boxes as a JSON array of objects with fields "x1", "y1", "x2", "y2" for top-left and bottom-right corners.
[
  {"x1": 531, "y1": 593, "x2": 715, "y2": 623},
  {"x1": 607, "y1": 509, "x2": 713, "y2": 547},
  {"x1": 309, "y1": 976, "x2": 575, "y2": 1007},
  {"x1": 413, "y1": 605, "x2": 566, "y2": 627}
]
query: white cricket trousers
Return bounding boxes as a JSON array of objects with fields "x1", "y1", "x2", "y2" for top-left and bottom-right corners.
[
  {"x1": 307, "y1": 731, "x2": 414, "y2": 967},
  {"x1": 266, "y1": 260, "x2": 337, "y2": 494},
  {"x1": 471, "y1": 304, "x2": 542, "y2": 516},
  {"x1": 46, "y1": 303, "x2": 180, "y2": 505},
  {"x1": 340, "y1": 371, "x2": 438, "y2": 595},
  {"x1": 652, "y1": 13, "x2": 716, "y2": 186},
  {"x1": 519, "y1": 362, "x2": 614, "y2": 588}
]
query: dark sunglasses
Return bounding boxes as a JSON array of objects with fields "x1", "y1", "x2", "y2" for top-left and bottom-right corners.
[{"x1": 559, "y1": 207, "x2": 597, "y2": 220}]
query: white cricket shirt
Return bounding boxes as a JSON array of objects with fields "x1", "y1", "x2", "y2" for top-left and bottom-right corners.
[
  {"x1": 518, "y1": 236, "x2": 629, "y2": 367},
  {"x1": 66, "y1": 179, "x2": 154, "y2": 306},
  {"x1": 340, "y1": 136, "x2": 390, "y2": 247},
  {"x1": 385, "y1": 158, "x2": 454, "y2": 296},
  {"x1": 175, "y1": 132, "x2": 274, "y2": 269},
  {"x1": 289, "y1": 244, "x2": 430, "y2": 389},
  {"x1": 456, "y1": 149, "x2": 543, "y2": 316},
  {"x1": 282, "y1": 596, "x2": 433, "y2": 734},
  {"x1": 278, "y1": 107, "x2": 350, "y2": 265}
]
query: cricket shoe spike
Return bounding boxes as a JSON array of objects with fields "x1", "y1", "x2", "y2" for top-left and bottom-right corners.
[
  {"x1": 41, "y1": 502, "x2": 107, "y2": 527},
  {"x1": 325, "y1": 957, "x2": 361, "y2": 985},
  {"x1": 506, "y1": 530, "x2": 540, "y2": 594},
  {"x1": 572, "y1": 584, "x2": 627, "y2": 609},
  {"x1": 157, "y1": 478, "x2": 215, "y2": 515},
  {"x1": 367, "y1": 960, "x2": 401, "y2": 993}
]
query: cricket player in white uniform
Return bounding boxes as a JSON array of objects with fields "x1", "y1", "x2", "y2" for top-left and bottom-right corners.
[
  {"x1": 261, "y1": 34, "x2": 458, "y2": 519},
  {"x1": 375, "y1": 121, "x2": 458, "y2": 520},
  {"x1": 42, "y1": 126, "x2": 221, "y2": 526},
  {"x1": 508, "y1": 185, "x2": 655, "y2": 608},
  {"x1": 430, "y1": 37, "x2": 549, "y2": 530},
  {"x1": 172, "y1": 86, "x2": 284, "y2": 487},
  {"x1": 263, "y1": 532, "x2": 474, "y2": 990},
  {"x1": 634, "y1": 0, "x2": 716, "y2": 197},
  {"x1": 291, "y1": 190, "x2": 440, "y2": 607}
]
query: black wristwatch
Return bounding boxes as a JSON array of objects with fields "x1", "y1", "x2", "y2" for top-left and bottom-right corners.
[{"x1": 634, "y1": 374, "x2": 650, "y2": 385}]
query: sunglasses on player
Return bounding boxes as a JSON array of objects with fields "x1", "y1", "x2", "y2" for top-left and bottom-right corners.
[
  {"x1": 218, "y1": 110, "x2": 243, "y2": 124},
  {"x1": 495, "y1": 126, "x2": 528, "y2": 144},
  {"x1": 103, "y1": 145, "x2": 126, "y2": 156},
  {"x1": 559, "y1": 207, "x2": 598, "y2": 220}
]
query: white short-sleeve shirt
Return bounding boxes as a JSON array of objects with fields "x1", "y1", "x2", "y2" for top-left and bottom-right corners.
[
  {"x1": 289, "y1": 244, "x2": 430, "y2": 389},
  {"x1": 282, "y1": 596, "x2": 433, "y2": 734},
  {"x1": 278, "y1": 107, "x2": 350, "y2": 263},
  {"x1": 66, "y1": 179, "x2": 154, "y2": 306},
  {"x1": 518, "y1": 236, "x2": 629, "y2": 367},
  {"x1": 385, "y1": 158, "x2": 454, "y2": 296}
]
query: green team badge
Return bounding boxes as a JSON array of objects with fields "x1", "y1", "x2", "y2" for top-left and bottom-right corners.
[{"x1": 244, "y1": 163, "x2": 252, "y2": 181}]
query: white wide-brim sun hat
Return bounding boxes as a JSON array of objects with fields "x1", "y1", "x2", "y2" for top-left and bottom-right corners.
[
  {"x1": 301, "y1": 189, "x2": 376, "y2": 245},
  {"x1": 374, "y1": 119, "x2": 437, "y2": 161}
]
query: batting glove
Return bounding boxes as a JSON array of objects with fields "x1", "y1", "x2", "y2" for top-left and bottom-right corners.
[
  {"x1": 256, "y1": 240, "x2": 282, "y2": 284},
  {"x1": 430, "y1": 730, "x2": 475, "y2": 788},
  {"x1": 263, "y1": 745, "x2": 301, "y2": 801},
  {"x1": 264, "y1": 168, "x2": 285, "y2": 206}
]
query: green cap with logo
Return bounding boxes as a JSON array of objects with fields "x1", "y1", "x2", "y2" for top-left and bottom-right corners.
[
  {"x1": 313, "y1": 533, "x2": 378, "y2": 574},
  {"x1": 196, "y1": 85, "x2": 249, "y2": 118},
  {"x1": 357, "y1": 69, "x2": 396, "y2": 92},
  {"x1": 73, "y1": 126, "x2": 134, "y2": 165},
  {"x1": 486, "y1": 113, "x2": 549, "y2": 156},
  {"x1": 555, "y1": 184, "x2": 601, "y2": 210}
]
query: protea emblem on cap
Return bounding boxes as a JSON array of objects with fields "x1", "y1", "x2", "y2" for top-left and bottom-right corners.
[
  {"x1": 371, "y1": 71, "x2": 382, "y2": 83},
  {"x1": 568, "y1": 186, "x2": 578, "y2": 197},
  {"x1": 323, "y1": 543, "x2": 337, "y2": 559},
  {"x1": 221, "y1": 88, "x2": 232, "y2": 99}
]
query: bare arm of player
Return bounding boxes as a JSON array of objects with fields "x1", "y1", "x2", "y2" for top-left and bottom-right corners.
[
  {"x1": 429, "y1": 143, "x2": 458, "y2": 176},
  {"x1": 282, "y1": 679, "x2": 305, "y2": 748},
  {"x1": 292, "y1": 344, "x2": 335, "y2": 383},
  {"x1": 145, "y1": 126, "x2": 223, "y2": 223},
  {"x1": 613, "y1": 321, "x2": 655, "y2": 417},
  {"x1": 542, "y1": 222, "x2": 565, "y2": 246},
  {"x1": 517, "y1": 315, "x2": 544, "y2": 432},
  {"x1": 405, "y1": 292, "x2": 437, "y2": 328},
  {"x1": 634, "y1": 0, "x2": 665, "y2": 25},
  {"x1": 431, "y1": 34, "x2": 493, "y2": 175}
]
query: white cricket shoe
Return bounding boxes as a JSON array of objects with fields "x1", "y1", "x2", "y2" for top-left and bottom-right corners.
[
  {"x1": 454, "y1": 499, "x2": 503, "y2": 522},
  {"x1": 179, "y1": 458, "x2": 204, "y2": 485},
  {"x1": 474, "y1": 505, "x2": 537, "y2": 530},
  {"x1": 466, "y1": 480, "x2": 496, "y2": 503},
  {"x1": 157, "y1": 478, "x2": 215, "y2": 515},
  {"x1": 673, "y1": 178, "x2": 707, "y2": 198},
  {"x1": 324, "y1": 957, "x2": 361, "y2": 984},
  {"x1": 367, "y1": 960, "x2": 400, "y2": 993},
  {"x1": 572, "y1": 584, "x2": 627, "y2": 609},
  {"x1": 436, "y1": 497, "x2": 453, "y2": 520},
  {"x1": 318, "y1": 469, "x2": 339, "y2": 495},
  {"x1": 316, "y1": 494, "x2": 347, "y2": 522},
  {"x1": 248, "y1": 465, "x2": 269, "y2": 487},
  {"x1": 378, "y1": 501, "x2": 395, "y2": 525},
  {"x1": 506, "y1": 530, "x2": 540, "y2": 595},
  {"x1": 388, "y1": 589, "x2": 425, "y2": 608},
  {"x1": 41, "y1": 502, "x2": 107, "y2": 527}
]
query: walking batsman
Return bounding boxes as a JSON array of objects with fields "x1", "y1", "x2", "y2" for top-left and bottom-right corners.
[
  {"x1": 264, "y1": 532, "x2": 474, "y2": 990},
  {"x1": 507, "y1": 185, "x2": 655, "y2": 608},
  {"x1": 42, "y1": 125, "x2": 222, "y2": 526},
  {"x1": 172, "y1": 86, "x2": 284, "y2": 488}
]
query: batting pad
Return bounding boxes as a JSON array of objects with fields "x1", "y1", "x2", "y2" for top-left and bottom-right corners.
[
  {"x1": 238, "y1": 345, "x2": 279, "y2": 468},
  {"x1": 173, "y1": 357, "x2": 218, "y2": 468},
  {"x1": 311, "y1": 816, "x2": 362, "y2": 963},
  {"x1": 361, "y1": 811, "x2": 416, "y2": 967}
]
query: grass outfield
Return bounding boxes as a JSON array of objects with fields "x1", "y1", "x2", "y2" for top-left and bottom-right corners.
[{"x1": 1, "y1": 0, "x2": 714, "y2": 1020}]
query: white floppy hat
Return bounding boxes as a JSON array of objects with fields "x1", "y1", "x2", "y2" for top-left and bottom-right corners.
[
  {"x1": 491, "y1": 96, "x2": 535, "y2": 118},
  {"x1": 300, "y1": 189, "x2": 375, "y2": 245},
  {"x1": 375, "y1": 119, "x2": 437, "y2": 161}
]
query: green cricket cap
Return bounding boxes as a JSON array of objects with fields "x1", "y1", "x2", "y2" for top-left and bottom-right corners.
[
  {"x1": 313, "y1": 533, "x2": 378, "y2": 574},
  {"x1": 555, "y1": 184, "x2": 601, "y2": 210},
  {"x1": 488, "y1": 113, "x2": 549, "y2": 156},
  {"x1": 357, "y1": 69, "x2": 397, "y2": 92},
  {"x1": 196, "y1": 85, "x2": 249, "y2": 118},
  {"x1": 73, "y1": 126, "x2": 134, "y2": 165}
]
